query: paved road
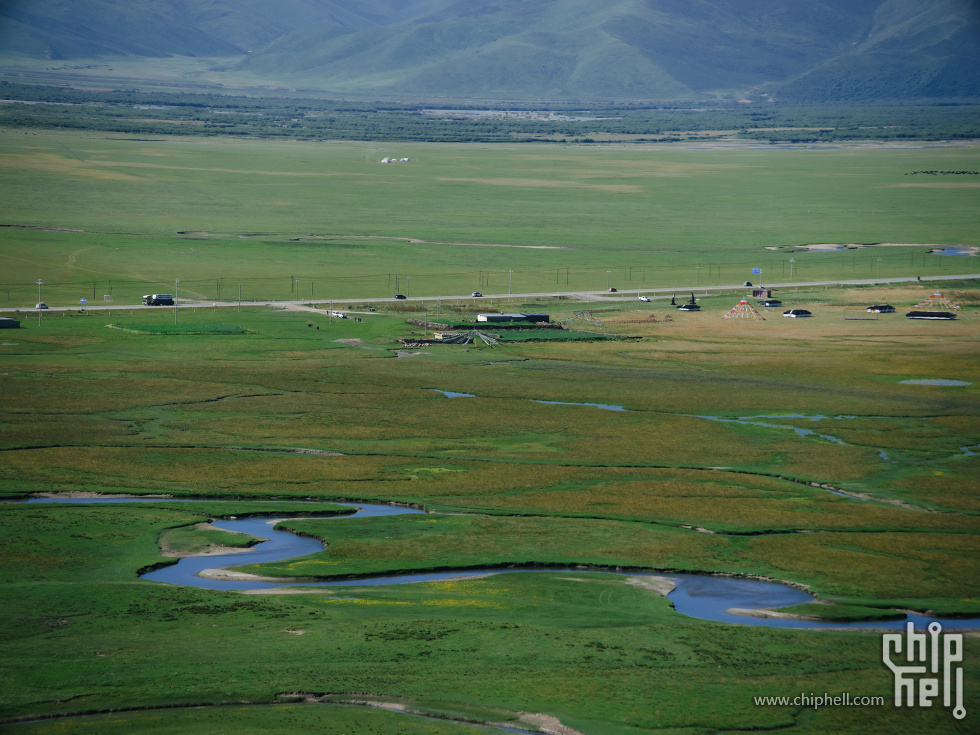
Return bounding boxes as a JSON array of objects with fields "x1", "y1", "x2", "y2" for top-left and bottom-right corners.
[{"x1": 2, "y1": 274, "x2": 977, "y2": 314}]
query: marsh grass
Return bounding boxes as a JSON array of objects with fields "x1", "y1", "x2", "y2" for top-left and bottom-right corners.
[
  {"x1": 159, "y1": 523, "x2": 263, "y2": 555},
  {"x1": 112, "y1": 323, "x2": 252, "y2": 335},
  {"x1": 7, "y1": 703, "x2": 508, "y2": 735},
  {"x1": 229, "y1": 514, "x2": 980, "y2": 612},
  {"x1": 0, "y1": 503, "x2": 976, "y2": 733}
]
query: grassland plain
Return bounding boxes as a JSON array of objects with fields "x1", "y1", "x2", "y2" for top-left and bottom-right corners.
[
  {"x1": 1, "y1": 506, "x2": 976, "y2": 735},
  {"x1": 0, "y1": 129, "x2": 978, "y2": 304},
  {"x1": 1, "y1": 127, "x2": 979, "y2": 732},
  {"x1": 1, "y1": 283, "x2": 978, "y2": 733}
]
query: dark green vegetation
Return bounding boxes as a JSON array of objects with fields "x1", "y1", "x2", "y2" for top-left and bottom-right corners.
[
  {"x1": 1, "y1": 1, "x2": 977, "y2": 102},
  {"x1": 1, "y1": 83, "x2": 979, "y2": 143},
  {"x1": 1, "y1": 126, "x2": 978, "y2": 731},
  {"x1": 113, "y1": 323, "x2": 252, "y2": 335},
  {"x1": 10, "y1": 703, "x2": 507, "y2": 735}
]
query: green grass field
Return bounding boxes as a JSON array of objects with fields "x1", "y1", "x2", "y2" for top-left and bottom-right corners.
[
  {"x1": 1, "y1": 128, "x2": 978, "y2": 733},
  {"x1": 1, "y1": 129, "x2": 977, "y2": 305}
]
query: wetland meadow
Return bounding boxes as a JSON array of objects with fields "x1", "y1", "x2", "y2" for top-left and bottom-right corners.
[{"x1": 1, "y1": 128, "x2": 978, "y2": 733}]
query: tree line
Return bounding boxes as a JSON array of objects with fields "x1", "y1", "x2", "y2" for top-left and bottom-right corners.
[{"x1": 0, "y1": 82, "x2": 977, "y2": 143}]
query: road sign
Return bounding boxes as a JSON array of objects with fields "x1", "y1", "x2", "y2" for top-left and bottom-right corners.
[
  {"x1": 752, "y1": 268, "x2": 761, "y2": 274},
  {"x1": 80, "y1": 298, "x2": 87, "y2": 304}
]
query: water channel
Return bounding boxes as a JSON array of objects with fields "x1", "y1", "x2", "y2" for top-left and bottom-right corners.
[
  {"x1": 434, "y1": 391, "x2": 979, "y2": 478},
  {"x1": 25, "y1": 497, "x2": 980, "y2": 631}
]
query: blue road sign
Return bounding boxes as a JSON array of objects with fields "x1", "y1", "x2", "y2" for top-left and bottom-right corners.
[{"x1": 752, "y1": 268, "x2": 761, "y2": 274}]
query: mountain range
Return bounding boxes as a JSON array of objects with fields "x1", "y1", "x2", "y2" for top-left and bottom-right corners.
[{"x1": 1, "y1": 0, "x2": 977, "y2": 101}]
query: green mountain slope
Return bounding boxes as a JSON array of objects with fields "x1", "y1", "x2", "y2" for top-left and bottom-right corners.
[
  {"x1": 238, "y1": 0, "x2": 885, "y2": 98},
  {"x1": 772, "y1": 0, "x2": 980, "y2": 101},
  {"x1": 0, "y1": 0, "x2": 449, "y2": 58},
  {"x1": 0, "y1": 0, "x2": 976, "y2": 101}
]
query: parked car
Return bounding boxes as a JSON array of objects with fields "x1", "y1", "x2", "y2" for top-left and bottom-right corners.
[
  {"x1": 676, "y1": 303, "x2": 700, "y2": 311},
  {"x1": 471, "y1": 292, "x2": 483, "y2": 298},
  {"x1": 867, "y1": 304, "x2": 895, "y2": 313},
  {"x1": 35, "y1": 302, "x2": 48, "y2": 309},
  {"x1": 394, "y1": 294, "x2": 407, "y2": 300},
  {"x1": 330, "y1": 311, "x2": 347, "y2": 318},
  {"x1": 783, "y1": 309, "x2": 812, "y2": 318},
  {"x1": 638, "y1": 295, "x2": 651, "y2": 302},
  {"x1": 608, "y1": 287, "x2": 617, "y2": 292},
  {"x1": 758, "y1": 299, "x2": 782, "y2": 307}
]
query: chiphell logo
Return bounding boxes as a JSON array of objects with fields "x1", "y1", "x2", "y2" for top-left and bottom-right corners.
[{"x1": 882, "y1": 622, "x2": 965, "y2": 720}]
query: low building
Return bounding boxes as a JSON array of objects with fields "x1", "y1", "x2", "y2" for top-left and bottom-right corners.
[
  {"x1": 476, "y1": 313, "x2": 549, "y2": 323},
  {"x1": 906, "y1": 311, "x2": 956, "y2": 320},
  {"x1": 521, "y1": 313, "x2": 550, "y2": 323},
  {"x1": 0, "y1": 317, "x2": 20, "y2": 329}
]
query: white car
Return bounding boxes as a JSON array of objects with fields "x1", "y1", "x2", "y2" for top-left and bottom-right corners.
[
  {"x1": 330, "y1": 311, "x2": 347, "y2": 318},
  {"x1": 638, "y1": 295, "x2": 651, "y2": 302},
  {"x1": 471, "y1": 292, "x2": 483, "y2": 298},
  {"x1": 35, "y1": 302, "x2": 48, "y2": 309}
]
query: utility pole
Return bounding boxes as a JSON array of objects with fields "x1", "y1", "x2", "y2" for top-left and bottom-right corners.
[
  {"x1": 36, "y1": 278, "x2": 42, "y2": 326},
  {"x1": 509, "y1": 269, "x2": 513, "y2": 294},
  {"x1": 174, "y1": 279, "x2": 179, "y2": 325}
]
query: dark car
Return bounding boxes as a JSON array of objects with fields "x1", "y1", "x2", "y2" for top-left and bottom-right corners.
[
  {"x1": 867, "y1": 304, "x2": 895, "y2": 313},
  {"x1": 783, "y1": 309, "x2": 812, "y2": 318},
  {"x1": 758, "y1": 299, "x2": 782, "y2": 307},
  {"x1": 394, "y1": 294, "x2": 407, "y2": 300}
]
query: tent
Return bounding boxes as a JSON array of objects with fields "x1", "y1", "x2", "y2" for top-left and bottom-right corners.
[
  {"x1": 914, "y1": 291, "x2": 959, "y2": 310},
  {"x1": 723, "y1": 299, "x2": 765, "y2": 320},
  {"x1": 434, "y1": 330, "x2": 499, "y2": 346}
]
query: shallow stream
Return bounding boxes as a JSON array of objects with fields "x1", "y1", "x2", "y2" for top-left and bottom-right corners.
[{"x1": 25, "y1": 497, "x2": 977, "y2": 631}]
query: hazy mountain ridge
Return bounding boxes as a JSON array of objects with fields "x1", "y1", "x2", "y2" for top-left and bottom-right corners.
[
  {"x1": 773, "y1": 0, "x2": 980, "y2": 101},
  {"x1": 0, "y1": 0, "x2": 447, "y2": 57},
  {"x1": 1, "y1": 0, "x2": 977, "y2": 101}
]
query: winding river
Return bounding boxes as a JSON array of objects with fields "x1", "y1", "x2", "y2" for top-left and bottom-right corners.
[{"x1": 25, "y1": 497, "x2": 980, "y2": 630}]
